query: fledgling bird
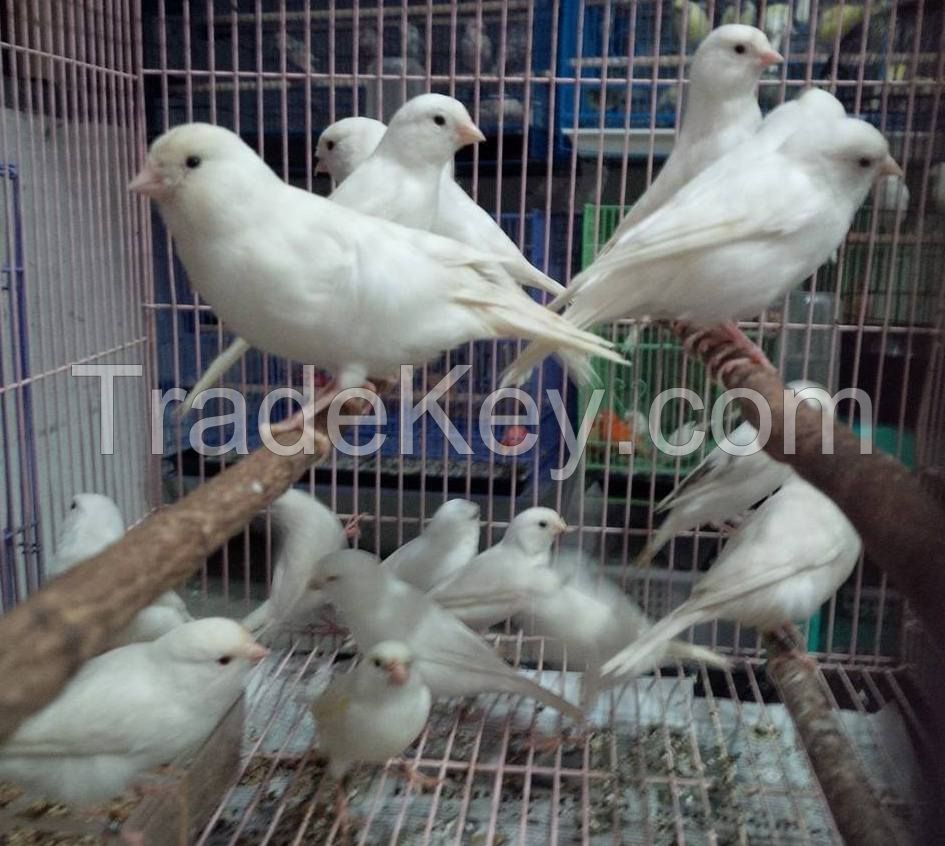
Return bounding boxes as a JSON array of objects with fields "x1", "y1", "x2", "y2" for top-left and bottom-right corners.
[
  {"x1": 329, "y1": 94, "x2": 485, "y2": 231},
  {"x1": 503, "y1": 115, "x2": 901, "y2": 386},
  {"x1": 241, "y1": 489, "x2": 351, "y2": 639},
  {"x1": 429, "y1": 507, "x2": 568, "y2": 629},
  {"x1": 635, "y1": 381, "x2": 827, "y2": 567},
  {"x1": 312, "y1": 640, "x2": 433, "y2": 825},
  {"x1": 315, "y1": 116, "x2": 387, "y2": 183},
  {"x1": 130, "y1": 123, "x2": 621, "y2": 428},
  {"x1": 0, "y1": 619, "x2": 268, "y2": 805},
  {"x1": 48, "y1": 493, "x2": 192, "y2": 647},
  {"x1": 382, "y1": 499, "x2": 481, "y2": 592},
  {"x1": 602, "y1": 474, "x2": 862, "y2": 680},
  {"x1": 309, "y1": 550, "x2": 583, "y2": 722}
]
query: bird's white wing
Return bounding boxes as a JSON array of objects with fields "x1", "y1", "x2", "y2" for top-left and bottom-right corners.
[
  {"x1": 552, "y1": 146, "x2": 819, "y2": 312},
  {"x1": 1, "y1": 651, "x2": 163, "y2": 758},
  {"x1": 433, "y1": 179, "x2": 565, "y2": 296}
]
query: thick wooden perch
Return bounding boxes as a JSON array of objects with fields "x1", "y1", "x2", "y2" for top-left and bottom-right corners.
[
  {"x1": 675, "y1": 323, "x2": 945, "y2": 841},
  {"x1": 0, "y1": 406, "x2": 361, "y2": 743},
  {"x1": 673, "y1": 324, "x2": 945, "y2": 644},
  {"x1": 763, "y1": 628, "x2": 905, "y2": 846}
]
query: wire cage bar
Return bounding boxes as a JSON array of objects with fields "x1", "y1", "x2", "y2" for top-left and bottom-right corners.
[{"x1": 0, "y1": 0, "x2": 943, "y2": 842}]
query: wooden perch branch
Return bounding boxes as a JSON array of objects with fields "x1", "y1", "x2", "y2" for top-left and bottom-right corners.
[
  {"x1": 675, "y1": 323, "x2": 945, "y2": 840},
  {"x1": 763, "y1": 628, "x2": 905, "y2": 846},
  {"x1": 0, "y1": 406, "x2": 361, "y2": 743},
  {"x1": 673, "y1": 323, "x2": 945, "y2": 644}
]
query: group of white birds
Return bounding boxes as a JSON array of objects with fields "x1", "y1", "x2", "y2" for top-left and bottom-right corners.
[
  {"x1": 0, "y1": 20, "x2": 882, "y2": 828},
  {"x1": 0, "y1": 419, "x2": 861, "y2": 819}
]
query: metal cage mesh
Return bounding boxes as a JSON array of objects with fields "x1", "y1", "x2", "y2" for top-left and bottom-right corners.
[{"x1": 0, "y1": 0, "x2": 943, "y2": 842}]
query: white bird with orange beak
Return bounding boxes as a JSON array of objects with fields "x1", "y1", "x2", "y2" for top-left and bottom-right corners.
[
  {"x1": 312, "y1": 641, "x2": 433, "y2": 826},
  {"x1": 0, "y1": 619, "x2": 268, "y2": 805},
  {"x1": 130, "y1": 123, "x2": 622, "y2": 428},
  {"x1": 598, "y1": 25, "x2": 783, "y2": 237},
  {"x1": 328, "y1": 94, "x2": 485, "y2": 232},
  {"x1": 429, "y1": 507, "x2": 569, "y2": 629},
  {"x1": 503, "y1": 115, "x2": 902, "y2": 385}
]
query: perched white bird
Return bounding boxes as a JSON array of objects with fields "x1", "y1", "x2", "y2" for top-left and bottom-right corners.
[
  {"x1": 309, "y1": 550, "x2": 583, "y2": 722},
  {"x1": 312, "y1": 641, "x2": 433, "y2": 823},
  {"x1": 504, "y1": 116, "x2": 901, "y2": 385},
  {"x1": 241, "y1": 489, "x2": 350, "y2": 639},
  {"x1": 131, "y1": 123, "x2": 621, "y2": 425},
  {"x1": 516, "y1": 563, "x2": 730, "y2": 707},
  {"x1": 0, "y1": 619, "x2": 267, "y2": 805},
  {"x1": 635, "y1": 380, "x2": 828, "y2": 568},
  {"x1": 46, "y1": 493, "x2": 126, "y2": 576},
  {"x1": 429, "y1": 507, "x2": 568, "y2": 629},
  {"x1": 383, "y1": 499, "x2": 481, "y2": 592},
  {"x1": 605, "y1": 26, "x2": 782, "y2": 238},
  {"x1": 602, "y1": 475, "x2": 862, "y2": 680},
  {"x1": 323, "y1": 106, "x2": 565, "y2": 296},
  {"x1": 329, "y1": 94, "x2": 485, "y2": 231},
  {"x1": 47, "y1": 494, "x2": 192, "y2": 647},
  {"x1": 315, "y1": 116, "x2": 387, "y2": 183}
]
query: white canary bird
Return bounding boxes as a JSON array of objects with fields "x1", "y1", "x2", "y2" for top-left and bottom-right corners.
[
  {"x1": 516, "y1": 563, "x2": 731, "y2": 708},
  {"x1": 312, "y1": 641, "x2": 433, "y2": 823},
  {"x1": 47, "y1": 494, "x2": 193, "y2": 647},
  {"x1": 241, "y1": 488, "x2": 350, "y2": 639},
  {"x1": 315, "y1": 116, "x2": 387, "y2": 183},
  {"x1": 322, "y1": 111, "x2": 564, "y2": 296},
  {"x1": 0, "y1": 619, "x2": 267, "y2": 805},
  {"x1": 602, "y1": 474, "x2": 862, "y2": 680},
  {"x1": 429, "y1": 507, "x2": 568, "y2": 629},
  {"x1": 383, "y1": 499, "x2": 481, "y2": 592},
  {"x1": 599, "y1": 26, "x2": 782, "y2": 239},
  {"x1": 309, "y1": 550, "x2": 583, "y2": 722},
  {"x1": 131, "y1": 123, "x2": 622, "y2": 424},
  {"x1": 328, "y1": 94, "x2": 485, "y2": 232},
  {"x1": 503, "y1": 116, "x2": 901, "y2": 385},
  {"x1": 635, "y1": 381, "x2": 827, "y2": 567}
]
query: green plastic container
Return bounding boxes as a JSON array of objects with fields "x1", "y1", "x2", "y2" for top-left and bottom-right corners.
[{"x1": 578, "y1": 204, "x2": 731, "y2": 478}]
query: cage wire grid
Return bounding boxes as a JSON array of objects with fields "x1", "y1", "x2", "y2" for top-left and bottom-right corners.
[{"x1": 0, "y1": 0, "x2": 943, "y2": 843}]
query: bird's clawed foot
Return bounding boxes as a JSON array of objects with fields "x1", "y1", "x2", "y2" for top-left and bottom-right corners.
[
  {"x1": 394, "y1": 762, "x2": 440, "y2": 792},
  {"x1": 343, "y1": 513, "x2": 368, "y2": 541},
  {"x1": 528, "y1": 728, "x2": 589, "y2": 755},
  {"x1": 766, "y1": 623, "x2": 819, "y2": 673}
]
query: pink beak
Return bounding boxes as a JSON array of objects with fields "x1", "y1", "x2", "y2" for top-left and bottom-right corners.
[
  {"x1": 879, "y1": 156, "x2": 904, "y2": 178},
  {"x1": 759, "y1": 49, "x2": 784, "y2": 68},
  {"x1": 556, "y1": 520, "x2": 571, "y2": 535},
  {"x1": 314, "y1": 158, "x2": 329, "y2": 175},
  {"x1": 128, "y1": 162, "x2": 166, "y2": 197},
  {"x1": 244, "y1": 642, "x2": 271, "y2": 663},
  {"x1": 456, "y1": 120, "x2": 486, "y2": 147},
  {"x1": 387, "y1": 661, "x2": 409, "y2": 686}
]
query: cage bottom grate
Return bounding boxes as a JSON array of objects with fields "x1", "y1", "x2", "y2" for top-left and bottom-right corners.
[{"x1": 198, "y1": 637, "x2": 919, "y2": 846}]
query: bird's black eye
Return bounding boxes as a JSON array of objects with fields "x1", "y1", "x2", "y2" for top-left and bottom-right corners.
[
  {"x1": 218, "y1": 656, "x2": 232, "y2": 666},
  {"x1": 858, "y1": 157, "x2": 872, "y2": 168},
  {"x1": 372, "y1": 657, "x2": 383, "y2": 667},
  {"x1": 326, "y1": 140, "x2": 335, "y2": 151},
  {"x1": 433, "y1": 115, "x2": 446, "y2": 126},
  {"x1": 734, "y1": 44, "x2": 747, "y2": 55},
  {"x1": 325, "y1": 574, "x2": 339, "y2": 583},
  {"x1": 70, "y1": 500, "x2": 77, "y2": 510},
  {"x1": 185, "y1": 155, "x2": 201, "y2": 169},
  {"x1": 538, "y1": 520, "x2": 548, "y2": 529}
]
